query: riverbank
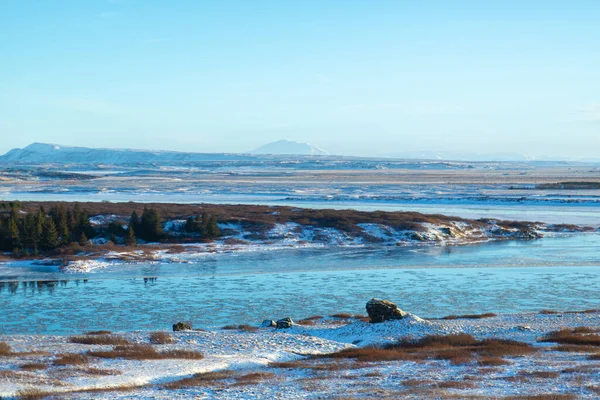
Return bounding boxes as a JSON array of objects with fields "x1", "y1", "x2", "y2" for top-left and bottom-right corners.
[
  {"x1": 1, "y1": 201, "x2": 593, "y2": 271},
  {"x1": 1, "y1": 308, "x2": 599, "y2": 399}
]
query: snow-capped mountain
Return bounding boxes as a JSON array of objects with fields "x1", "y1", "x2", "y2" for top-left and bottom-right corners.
[
  {"x1": 249, "y1": 140, "x2": 328, "y2": 155},
  {"x1": 0, "y1": 143, "x2": 254, "y2": 164}
]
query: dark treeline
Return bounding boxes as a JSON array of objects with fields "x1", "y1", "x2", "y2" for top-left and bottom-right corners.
[
  {"x1": 0, "y1": 202, "x2": 94, "y2": 255},
  {"x1": 0, "y1": 202, "x2": 221, "y2": 256},
  {"x1": 184, "y1": 212, "x2": 220, "y2": 239}
]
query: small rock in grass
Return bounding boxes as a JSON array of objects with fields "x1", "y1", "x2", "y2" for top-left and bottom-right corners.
[
  {"x1": 366, "y1": 298, "x2": 407, "y2": 323},
  {"x1": 172, "y1": 322, "x2": 192, "y2": 331},
  {"x1": 276, "y1": 317, "x2": 294, "y2": 329}
]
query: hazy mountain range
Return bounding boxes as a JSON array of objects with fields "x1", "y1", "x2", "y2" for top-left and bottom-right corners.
[{"x1": 0, "y1": 141, "x2": 596, "y2": 164}]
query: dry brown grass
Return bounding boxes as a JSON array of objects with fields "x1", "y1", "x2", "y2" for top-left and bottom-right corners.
[
  {"x1": 84, "y1": 330, "x2": 112, "y2": 335},
  {"x1": 20, "y1": 363, "x2": 48, "y2": 371},
  {"x1": 233, "y1": 372, "x2": 276, "y2": 386},
  {"x1": 15, "y1": 388, "x2": 51, "y2": 400},
  {"x1": 540, "y1": 327, "x2": 600, "y2": 346},
  {"x1": 88, "y1": 344, "x2": 203, "y2": 360},
  {"x1": 69, "y1": 335, "x2": 132, "y2": 346},
  {"x1": 518, "y1": 370, "x2": 561, "y2": 379},
  {"x1": 477, "y1": 356, "x2": 509, "y2": 366},
  {"x1": 0, "y1": 341, "x2": 12, "y2": 356},
  {"x1": 53, "y1": 353, "x2": 90, "y2": 366},
  {"x1": 149, "y1": 331, "x2": 176, "y2": 344},
  {"x1": 437, "y1": 380, "x2": 478, "y2": 389},
  {"x1": 163, "y1": 370, "x2": 235, "y2": 389},
  {"x1": 442, "y1": 313, "x2": 497, "y2": 320},
  {"x1": 315, "y1": 334, "x2": 535, "y2": 365},
  {"x1": 221, "y1": 324, "x2": 258, "y2": 332}
]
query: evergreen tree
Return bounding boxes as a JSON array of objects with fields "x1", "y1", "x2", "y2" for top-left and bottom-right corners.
[
  {"x1": 200, "y1": 212, "x2": 209, "y2": 237},
  {"x1": 54, "y1": 206, "x2": 70, "y2": 246},
  {"x1": 78, "y1": 232, "x2": 88, "y2": 246},
  {"x1": 7, "y1": 216, "x2": 20, "y2": 249},
  {"x1": 125, "y1": 225, "x2": 137, "y2": 246},
  {"x1": 129, "y1": 211, "x2": 140, "y2": 235},
  {"x1": 22, "y1": 213, "x2": 36, "y2": 249},
  {"x1": 140, "y1": 208, "x2": 163, "y2": 242},
  {"x1": 40, "y1": 218, "x2": 58, "y2": 250},
  {"x1": 33, "y1": 209, "x2": 44, "y2": 246},
  {"x1": 185, "y1": 215, "x2": 197, "y2": 233},
  {"x1": 207, "y1": 215, "x2": 220, "y2": 239}
]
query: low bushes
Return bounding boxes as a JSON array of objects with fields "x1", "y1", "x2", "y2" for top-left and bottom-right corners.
[{"x1": 88, "y1": 344, "x2": 203, "y2": 360}]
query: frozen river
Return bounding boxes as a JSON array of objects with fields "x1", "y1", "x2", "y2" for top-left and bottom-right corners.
[{"x1": 1, "y1": 234, "x2": 599, "y2": 335}]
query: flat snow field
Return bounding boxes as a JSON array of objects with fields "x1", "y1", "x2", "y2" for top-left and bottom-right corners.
[{"x1": 1, "y1": 311, "x2": 600, "y2": 399}]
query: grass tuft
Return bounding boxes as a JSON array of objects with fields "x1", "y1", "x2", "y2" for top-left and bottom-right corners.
[
  {"x1": 69, "y1": 335, "x2": 132, "y2": 346},
  {"x1": 149, "y1": 331, "x2": 176, "y2": 344},
  {"x1": 20, "y1": 363, "x2": 48, "y2": 371},
  {"x1": 0, "y1": 341, "x2": 12, "y2": 356},
  {"x1": 540, "y1": 327, "x2": 600, "y2": 346},
  {"x1": 88, "y1": 344, "x2": 203, "y2": 360},
  {"x1": 53, "y1": 353, "x2": 90, "y2": 366}
]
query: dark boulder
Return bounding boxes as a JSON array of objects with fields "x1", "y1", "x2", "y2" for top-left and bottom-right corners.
[
  {"x1": 366, "y1": 298, "x2": 407, "y2": 323},
  {"x1": 276, "y1": 317, "x2": 294, "y2": 329},
  {"x1": 172, "y1": 321, "x2": 192, "y2": 331}
]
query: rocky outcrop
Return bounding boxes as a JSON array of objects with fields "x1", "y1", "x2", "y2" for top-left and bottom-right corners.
[
  {"x1": 366, "y1": 298, "x2": 407, "y2": 323},
  {"x1": 276, "y1": 317, "x2": 294, "y2": 329},
  {"x1": 172, "y1": 321, "x2": 192, "y2": 331}
]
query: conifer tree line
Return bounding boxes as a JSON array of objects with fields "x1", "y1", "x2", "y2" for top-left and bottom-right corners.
[
  {"x1": 0, "y1": 202, "x2": 222, "y2": 255},
  {"x1": 184, "y1": 212, "x2": 221, "y2": 239},
  {"x1": 0, "y1": 203, "x2": 94, "y2": 254}
]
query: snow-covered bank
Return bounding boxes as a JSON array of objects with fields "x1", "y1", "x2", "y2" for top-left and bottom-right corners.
[{"x1": 1, "y1": 310, "x2": 599, "y2": 399}]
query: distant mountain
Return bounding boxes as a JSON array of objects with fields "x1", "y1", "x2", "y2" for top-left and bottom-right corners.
[
  {"x1": 249, "y1": 140, "x2": 328, "y2": 155},
  {"x1": 0, "y1": 143, "x2": 255, "y2": 164}
]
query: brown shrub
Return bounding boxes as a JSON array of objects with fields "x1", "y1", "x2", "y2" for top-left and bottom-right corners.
[
  {"x1": 84, "y1": 330, "x2": 112, "y2": 335},
  {"x1": 477, "y1": 356, "x2": 508, "y2": 366},
  {"x1": 15, "y1": 388, "x2": 53, "y2": 400},
  {"x1": 0, "y1": 342, "x2": 11, "y2": 356},
  {"x1": 89, "y1": 344, "x2": 203, "y2": 360},
  {"x1": 20, "y1": 363, "x2": 48, "y2": 371},
  {"x1": 221, "y1": 324, "x2": 258, "y2": 332},
  {"x1": 53, "y1": 353, "x2": 90, "y2": 366},
  {"x1": 164, "y1": 370, "x2": 235, "y2": 389},
  {"x1": 149, "y1": 331, "x2": 175, "y2": 344},
  {"x1": 519, "y1": 370, "x2": 560, "y2": 379},
  {"x1": 553, "y1": 344, "x2": 600, "y2": 353},
  {"x1": 316, "y1": 334, "x2": 535, "y2": 365},
  {"x1": 69, "y1": 335, "x2": 132, "y2": 346},
  {"x1": 437, "y1": 380, "x2": 477, "y2": 389},
  {"x1": 234, "y1": 372, "x2": 276, "y2": 386},
  {"x1": 540, "y1": 328, "x2": 600, "y2": 346}
]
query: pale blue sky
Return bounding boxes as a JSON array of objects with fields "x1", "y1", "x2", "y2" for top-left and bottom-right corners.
[{"x1": 1, "y1": 0, "x2": 599, "y2": 157}]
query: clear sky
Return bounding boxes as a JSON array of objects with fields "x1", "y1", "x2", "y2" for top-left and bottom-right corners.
[{"x1": 1, "y1": 0, "x2": 599, "y2": 158}]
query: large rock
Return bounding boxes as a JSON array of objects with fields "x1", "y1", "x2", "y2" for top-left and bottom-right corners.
[
  {"x1": 276, "y1": 317, "x2": 294, "y2": 329},
  {"x1": 261, "y1": 319, "x2": 276, "y2": 328},
  {"x1": 172, "y1": 321, "x2": 192, "y2": 331},
  {"x1": 366, "y1": 298, "x2": 407, "y2": 323}
]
